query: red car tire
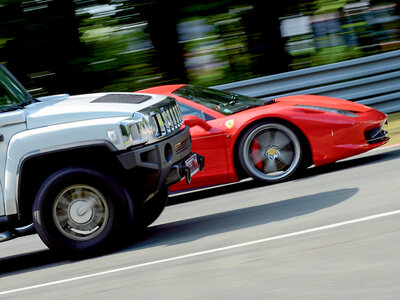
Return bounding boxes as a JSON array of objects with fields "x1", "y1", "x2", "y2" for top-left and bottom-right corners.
[{"x1": 238, "y1": 122, "x2": 305, "y2": 183}]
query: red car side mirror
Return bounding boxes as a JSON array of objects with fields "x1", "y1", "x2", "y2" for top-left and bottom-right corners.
[{"x1": 183, "y1": 115, "x2": 211, "y2": 130}]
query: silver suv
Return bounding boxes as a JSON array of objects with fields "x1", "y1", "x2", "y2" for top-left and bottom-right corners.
[{"x1": 0, "y1": 64, "x2": 203, "y2": 255}]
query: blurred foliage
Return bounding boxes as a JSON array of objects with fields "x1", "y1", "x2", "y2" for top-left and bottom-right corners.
[
  {"x1": 386, "y1": 111, "x2": 400, "y2": 145},
  {"x1": 314, "y1": 0, "x2": 347, "y2": 14},
  {"x1": 0, "y1": 0, "x2": 399, "y2": 96}
]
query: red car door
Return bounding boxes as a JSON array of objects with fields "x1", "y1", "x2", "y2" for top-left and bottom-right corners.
[{"x1": 170, "y1": 103, "x2": 232, "y2": 191}]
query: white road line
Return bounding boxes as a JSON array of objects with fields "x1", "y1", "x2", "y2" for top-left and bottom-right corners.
[{"x1": 1, "y1": 209, "x2": 400, "y2": 296}]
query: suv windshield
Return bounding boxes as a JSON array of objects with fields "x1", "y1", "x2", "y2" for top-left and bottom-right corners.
[
  {"x1": 0, "y1": 64, "x2": 35, "y2": 112},
  {"x1": 173, "y1": 85, "x2": 268, "y2": 115}
]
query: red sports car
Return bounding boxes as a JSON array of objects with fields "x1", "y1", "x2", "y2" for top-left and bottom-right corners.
[{"x1": 137, "y1": 84, "x2": 389, "y2": 191}]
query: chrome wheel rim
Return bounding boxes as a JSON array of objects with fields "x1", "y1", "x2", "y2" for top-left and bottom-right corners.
[
  {"x1": 243, "y1": 124, "x2": 301, "y2": 181},
  {"x1": 52, "y1": 184, "x2": 109, "y2": 241}
]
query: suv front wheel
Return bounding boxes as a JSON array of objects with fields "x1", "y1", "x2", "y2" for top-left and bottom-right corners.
[{"x1": 32, "y1": 167, "x2": 132, "y2": 255}]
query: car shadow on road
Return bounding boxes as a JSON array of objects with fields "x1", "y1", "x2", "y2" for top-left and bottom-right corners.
[
  {"x1": 0, "y1": 186, "x2": 358, "y2": 277},
  {"x1": 0, "y1": 249, "x2": 64, "y2": 276},
  {"x1": 127, "y1": 187, "x2": 358, "y2": 251}
]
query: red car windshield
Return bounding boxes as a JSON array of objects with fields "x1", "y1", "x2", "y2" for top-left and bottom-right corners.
[{"x1": 173, "y1": 85, "x2": 268, "y2": 115}]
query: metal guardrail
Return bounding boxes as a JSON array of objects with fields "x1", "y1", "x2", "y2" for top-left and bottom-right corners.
[{"x1": 212, "y1": 49, "x2": 400, "y2": 114}]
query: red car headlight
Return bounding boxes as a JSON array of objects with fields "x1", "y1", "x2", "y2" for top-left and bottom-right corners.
[{"x1": 295, "y1": 105, "x2": 359, "y2": 118}]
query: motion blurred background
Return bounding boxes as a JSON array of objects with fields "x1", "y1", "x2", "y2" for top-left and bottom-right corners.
[{"x1": 0, "y1": 0, "x2": 399, "y2": 97}]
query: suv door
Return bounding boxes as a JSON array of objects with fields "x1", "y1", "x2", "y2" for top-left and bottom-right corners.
[{"x1": 0, "y1": 68, "x2": 27, "y2": 216}]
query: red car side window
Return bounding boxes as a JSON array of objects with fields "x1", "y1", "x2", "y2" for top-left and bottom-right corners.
[{"x1": 178, "y1": 102, "x2": 215, "y2": 121}]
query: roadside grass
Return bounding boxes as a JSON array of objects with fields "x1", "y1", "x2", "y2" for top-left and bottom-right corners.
[{"x1": 386, "y1": 112, "x2": 400, "y2": 145}]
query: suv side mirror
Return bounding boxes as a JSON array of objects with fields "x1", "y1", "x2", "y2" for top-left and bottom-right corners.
[{"x1": 183, "y1": 115, "x2": 211, "y2": 130}]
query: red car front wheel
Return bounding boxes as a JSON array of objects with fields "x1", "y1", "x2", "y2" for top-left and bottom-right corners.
[{"x1": 238, "y1": 122, "x2": 304, "y2": 183}]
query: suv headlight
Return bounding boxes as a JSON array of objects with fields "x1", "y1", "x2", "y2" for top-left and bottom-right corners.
[{"x1": 119, "y1": 112, "x2": 155, "y2": 147}]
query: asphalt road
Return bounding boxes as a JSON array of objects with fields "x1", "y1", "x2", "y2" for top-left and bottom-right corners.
[{"x1": 1, "y1": 144, "x2": 400, "y2": 299}]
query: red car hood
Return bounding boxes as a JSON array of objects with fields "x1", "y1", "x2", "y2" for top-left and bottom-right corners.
[{"x1": 275, "y1": 95, "x2": 372, "y2": 113}]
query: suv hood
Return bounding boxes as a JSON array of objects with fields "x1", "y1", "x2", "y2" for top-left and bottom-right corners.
[{"x1": 24, "y1": 92, "x2": 167, "y2": 129}]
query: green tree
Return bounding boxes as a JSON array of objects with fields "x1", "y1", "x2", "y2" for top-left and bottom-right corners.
[{"x1": 136, "y1": 0, "x2": 188, "y2": 83}]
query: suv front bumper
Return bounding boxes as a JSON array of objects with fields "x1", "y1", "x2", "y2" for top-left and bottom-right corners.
[
  {"x1": 116, "y1": 126, "x2": 203, "y2": 190},
  {"x1": 165, "y1": 153, "x2": 204, "y2": 185}
]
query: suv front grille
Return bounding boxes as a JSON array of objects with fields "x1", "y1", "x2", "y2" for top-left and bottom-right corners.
[
  {"x1": 139, "y1": 96, "x2": 184, "y2": 143},
  {"x1": 153, "y1": 101, "x2": 184, "y2": 137}
]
